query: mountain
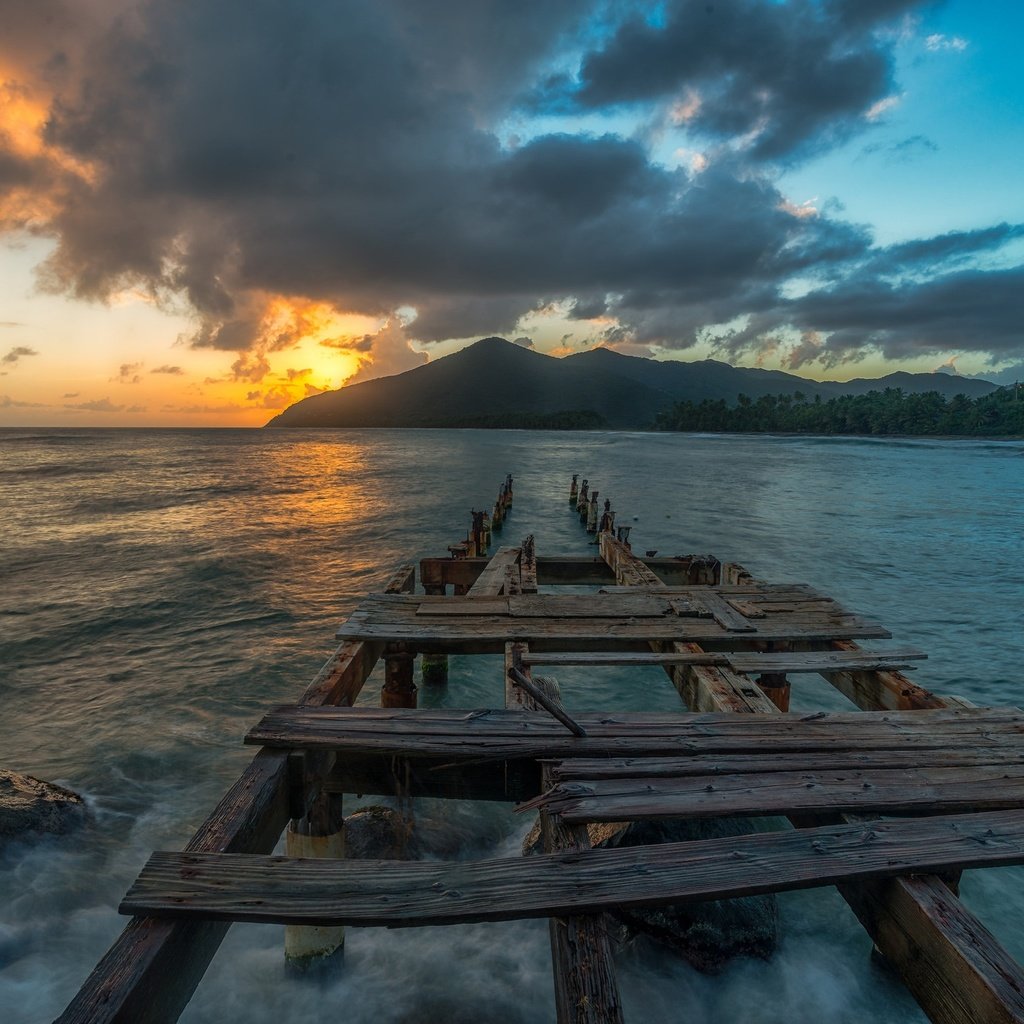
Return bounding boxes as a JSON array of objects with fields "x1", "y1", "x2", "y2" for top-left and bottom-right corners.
[
  {"x1": 567, "y1": 347, "x2": 998, "y2": 403},
  {"x1": 266, "y1": 337, "x2": 998, "y2": 429},
  {"x1": 815, "y1": 370, "x2": 996, "y2": 399}
]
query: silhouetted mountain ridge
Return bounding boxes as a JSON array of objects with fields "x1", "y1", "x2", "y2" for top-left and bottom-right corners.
[{"x1": 266, "y1": 337, "x2": 998, "y2": 428}]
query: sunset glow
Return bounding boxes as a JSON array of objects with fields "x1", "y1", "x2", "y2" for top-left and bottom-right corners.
[{"x1": 0, "y1": 0, "x2": 1021, "y2": 427}]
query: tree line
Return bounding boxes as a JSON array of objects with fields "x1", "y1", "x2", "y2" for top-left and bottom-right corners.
[{"x1": 654, "y1": 385, "x2": 1024, "y2": 437}]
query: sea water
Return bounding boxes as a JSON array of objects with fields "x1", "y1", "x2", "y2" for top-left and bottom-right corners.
[{"x1": 1, "y1": 427, "x2": 1022, "y2": 1023}]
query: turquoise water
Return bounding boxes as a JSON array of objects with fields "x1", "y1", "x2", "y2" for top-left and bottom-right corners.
[{"x1": 1, "y1": 428, "x2": 1023, "y2": 1023}]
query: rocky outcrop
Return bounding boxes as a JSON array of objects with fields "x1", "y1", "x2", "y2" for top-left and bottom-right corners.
[
  {"x1": 0, "y1": 770, "x2": 87, "y2": 842},
  {"x1": 343, "y1": 805, "x2": 417, "y2": 859},
  {"x1": 522, "y1": 816, "x2": 779, "y2": 973}
]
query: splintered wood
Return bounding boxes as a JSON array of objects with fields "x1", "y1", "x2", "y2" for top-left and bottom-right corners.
[{"x1": 80, "y1": 475, "x2": 1024, "y2": 1024}]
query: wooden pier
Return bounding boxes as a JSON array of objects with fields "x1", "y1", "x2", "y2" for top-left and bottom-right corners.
[{"x1": 59, "y1": 477, "x2": 1024, "y2": 1023}]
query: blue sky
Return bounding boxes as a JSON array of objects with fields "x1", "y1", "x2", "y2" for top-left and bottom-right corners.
[{"x1": 1, "y1": 0, "x2": 1021, "y2": 425}]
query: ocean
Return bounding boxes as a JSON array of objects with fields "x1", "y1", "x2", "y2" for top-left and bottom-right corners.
[{"x1": 1, "y1": 427, "x2": 1023, "y2": 1023}]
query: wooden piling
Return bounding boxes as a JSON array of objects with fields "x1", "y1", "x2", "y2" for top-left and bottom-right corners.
[
  {"x1": 505, "y1": 641, "x2": 624, "y2": 1023},
  {"x1": 569, "y1": 474, "x2": 578, "y2": 505},
  {"x1": 586, "y1": 490, "x2": 599, "y2": 533},
  {"x1": 285, "y1": 781, "x2": 345, "y2": 972},
  {"x1": 420, "y1": 653, "x2": 449, "y2": 687},
  {"x1": 576, "y1": 479, "x2": 589, "y2": 519},
  {"x1": 381, "y1": 644, "x2": 417, "y2": 708}
]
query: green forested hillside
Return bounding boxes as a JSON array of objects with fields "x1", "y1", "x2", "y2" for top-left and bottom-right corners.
[{"x1": 655, "y1": 386, "x2": 1024, "y2": 436}]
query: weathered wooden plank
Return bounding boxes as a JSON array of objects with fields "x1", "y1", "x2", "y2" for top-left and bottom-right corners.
[
  {"x1": 535, "y1": 764, "x2": 1024, "y2": 824},
  {"x1": 337, "y1": 602, "x2": 892, "y2": 648},
  {"x1": 416, "y1": 597, "x2": 510, "y2": 616},
  {"x1": 121, "y1": 809, "x2": 1024, "y2": 928},
  {"x1": 467, "y1": 547, "x2": 521, "y2": 597},
  {"x1": 598, "y1": 584, "x2": 823, "y2": 597},
  {"x1": 245, "y1": 706, "x2": 1024, "y2": 760},
  {"x1": 547, "y1": 745, "x2": 1024, "y2": 780},
  {"x1": 693, "y1": 590, "x2": 757, "y2": 632},
  {"x1": 521, "y1": 648, "x2": 926, "y2": 674}
]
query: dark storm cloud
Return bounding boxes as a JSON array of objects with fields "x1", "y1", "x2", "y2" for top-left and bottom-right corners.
[
  {"x1": 2, "y1": 0, "x2": 1019, "y2": 375},
  {"x1": 866, "y1": 224, "x2": 1024, "y2": 275},
  {"x1": 786, "y1": 266, "x2": 1024, "y2": 362},
  {"x1": 561, "y1": 0, "x2": 923, "y2": 159},
  {"x1": 704, "y1": 263, "x2": 1024, "y2": 370}
]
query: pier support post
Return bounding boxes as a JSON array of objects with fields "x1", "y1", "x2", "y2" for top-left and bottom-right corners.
[
  {"x1": 421, "y1": 653, "x2": 449, "y2": 687},
  {"x1": 420, "y1": 583, "x2": 450, "y2": 685},
  {"x1": 470, "y1": 509, "x2": 488, "y2": 556},
  {"x1": 576, "y1": 479, "x2": 589, "y2": 519},
  {"x1": 569, "y1": 474, "x2": 578, "y2": 505},
  {"x1": 755, "y1": 672, "x2": 791, "y2": 712},
  {"x1": 586, "y1": 491, "x2": 599, "y2": 533},
  {"x1": 381, "y1": 645, "x2": 417, "y2": 708},
  {"x1": 285, "y1": 772, "x2": 345, "y2": 972}
]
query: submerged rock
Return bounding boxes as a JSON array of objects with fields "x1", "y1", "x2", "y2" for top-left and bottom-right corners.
[
  {"x1": 0, "y1": 769, "x2": 87, "y2": 842},
  {"x1": 522, "y1": 816, "x2": 779, "y2": 974},
  {"x1": 344, "y1": 804, "x2": 418, "y2": 859}
]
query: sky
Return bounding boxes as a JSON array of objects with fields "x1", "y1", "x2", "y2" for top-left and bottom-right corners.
[{"x1": 1, "y1": 0, "x2": 1022, "y2": 427}]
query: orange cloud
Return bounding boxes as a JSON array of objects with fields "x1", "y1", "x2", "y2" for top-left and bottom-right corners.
[{"x1": 0, "y1": 71, "x2": 96, "y2": 227}]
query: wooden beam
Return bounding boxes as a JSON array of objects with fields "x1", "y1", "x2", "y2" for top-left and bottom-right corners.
[
  {"x1": 121, "y1": 809, "x2": 1024, "y2": 928},
  {"x1": 599, "y1": 533, "x2": 666, "y2": 587},
  {"x1": 840, "y1": 874, "x2": 1024, "y2": 1024},
  {"x1": 541, "y1": 766, "x2": 624, "y2": 1024},
  {"x1": 505, "y1": 643, "x2": 623, "y2": 1024},
  {"x1": 822, "y1": 638, "x2": 946, "y2": 710}
]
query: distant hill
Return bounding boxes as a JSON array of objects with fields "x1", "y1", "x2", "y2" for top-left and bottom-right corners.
[{"x1": 266, "y1": 337, "x2": 998, "y2": 429}]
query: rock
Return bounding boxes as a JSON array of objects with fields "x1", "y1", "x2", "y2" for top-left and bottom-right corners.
[
  {"x1": 0, "y1": 769, "x2": 87, "y2": 842},
  {"x1": 344, "y1": 805, "x2": 418, "y2": 859},
  {"x1": 522, "y1": 815, "x2": 778, "y2": 973}
]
